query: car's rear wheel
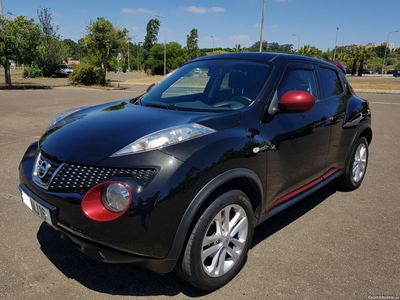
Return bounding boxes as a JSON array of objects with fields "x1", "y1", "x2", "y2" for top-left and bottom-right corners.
[
  {"x1": 176, "y1": 189, "x2": 254, "y2": 290},
  {"x1": 336, "y1": 136, "x2": 369, "y2": 190}
]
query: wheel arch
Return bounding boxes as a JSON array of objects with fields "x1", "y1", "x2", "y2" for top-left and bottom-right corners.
[
  {"x1": 345, "y1": 123, "x2": 372, "y2": 167},
  {"x1": 165, "y1": 168, "x2": 264, "y2": 260}
]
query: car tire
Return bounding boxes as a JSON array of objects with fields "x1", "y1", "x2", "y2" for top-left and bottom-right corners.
[
  {"x1": 336, "y1": 137, "x2": 369, "y2": 190},
  {"x1": 176, "y1": 189, "x2": 254, "y2": 290}
]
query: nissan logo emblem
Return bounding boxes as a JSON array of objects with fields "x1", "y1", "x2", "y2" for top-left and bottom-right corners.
[{"x1": 37, "y1": 158, "x2": 50, "y2": 179}]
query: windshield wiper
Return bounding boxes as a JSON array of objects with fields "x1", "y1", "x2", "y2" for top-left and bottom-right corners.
[
  {"x1": 145, "y1": 104, "x2": 177, "y2": 110},
  {"x1": 130, "y1": 94, "x2": 145, "y2": 105}
]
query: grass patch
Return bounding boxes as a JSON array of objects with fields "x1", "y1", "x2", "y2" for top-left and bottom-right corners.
[{"x1": 350, "y1": 81, "x2": 400, "y2": 90}]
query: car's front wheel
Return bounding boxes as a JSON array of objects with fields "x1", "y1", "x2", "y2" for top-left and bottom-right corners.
[
  {"x1": 176, "y1": 189, "x2": 254, "y2": 290},
  {"x1": 336, "y1": 136, "x2": 369, "y2": 190}
]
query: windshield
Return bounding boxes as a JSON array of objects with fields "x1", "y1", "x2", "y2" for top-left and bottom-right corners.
[{"x1": 141, "y1": 59, "x2": 272, "y2": 112}]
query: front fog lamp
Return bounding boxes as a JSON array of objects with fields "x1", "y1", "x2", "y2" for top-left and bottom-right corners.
[{"x1": 101, "y1": 183, "x2": 131, "y2": 213}]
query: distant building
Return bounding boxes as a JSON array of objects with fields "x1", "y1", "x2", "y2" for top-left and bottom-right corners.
[
  {"x1": 343, "y1": 41, "x2": 397, "y2": 51},
  {"x1": 344, "y1": 44, "x2": 361, "y2": 51},
  {"x1": 365, "y1": 43, "x2": 379, "y2": 48},
  {"x1": 381, "y1": 42, "x2": 395, "y2": 51}
]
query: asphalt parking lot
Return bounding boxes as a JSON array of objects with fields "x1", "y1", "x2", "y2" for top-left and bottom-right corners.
[{"x1": 0, "y1": 86, "x2": 399, "y2": 300}]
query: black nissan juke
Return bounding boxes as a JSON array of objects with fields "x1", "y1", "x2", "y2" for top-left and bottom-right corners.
[{"x1": 19, "y1": 53, "x2": 372, "y2": 290}]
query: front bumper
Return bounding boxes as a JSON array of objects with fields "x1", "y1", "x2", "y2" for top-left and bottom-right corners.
[
  {"x1": 52, "y1": 222, "x2": 177, "y2": 273},
  {"x1": 19, "y1": 142, "x2": 206, "y2": 265}
]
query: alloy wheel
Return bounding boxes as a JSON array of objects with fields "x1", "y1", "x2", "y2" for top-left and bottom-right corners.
[{"x1": 201, "y1": 204, "x2": 249, "y2": 277}]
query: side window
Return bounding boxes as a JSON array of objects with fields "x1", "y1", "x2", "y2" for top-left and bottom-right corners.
[
  {"x1": 279, "y1": 69, "x2": 318, "y2": 99},
  {"x1": 319, "y1": 67, "x2": 344, "y2": 98}
]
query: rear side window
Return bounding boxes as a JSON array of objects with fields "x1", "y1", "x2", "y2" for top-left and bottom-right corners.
[{"x1": 319, "y1": 67, "x2": 344, "y2": 98}]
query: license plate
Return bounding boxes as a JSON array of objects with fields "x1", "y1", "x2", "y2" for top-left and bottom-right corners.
[{"x1": 21, "y1": 190, "x2": 54, "y2": 226}]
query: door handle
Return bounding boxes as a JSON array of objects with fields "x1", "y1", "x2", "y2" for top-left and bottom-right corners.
[{"x1": 318, "y1": 117, "x2": 332, "y2": 127}]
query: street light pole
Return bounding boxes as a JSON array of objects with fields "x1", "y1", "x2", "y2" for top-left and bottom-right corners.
[
  {"x1": 0, "y1": 0, "x2": 4, "y2": 20},
  {"x1": 292, "y1": 34, "x2": 300, "y2": 54},
  {"x1": 342, "y1": 36, "x2": 345, "y2": 53},
  {"x1": 333, "y1": 27, "x2": 339, "y2": 61},
  {"x1": 382, "y1": 30, "x2": 399, "y2": 76},
  {"x1": 155, "y1": 15, "x2": 166, "y2": 76},
  {"x1": 211, "y1": 36, "x2": 215, "y2": 54},
  {"x1": 259, "y1": 0, "x2": 266, "y2": 52},
  {"x1": 137, "y1": 42, "x2": 142, "y2": 72}
]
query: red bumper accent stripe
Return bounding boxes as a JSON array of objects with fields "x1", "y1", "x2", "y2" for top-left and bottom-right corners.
[{"x1": 266, "y1": 166, "x2": 344, "y2": 211}]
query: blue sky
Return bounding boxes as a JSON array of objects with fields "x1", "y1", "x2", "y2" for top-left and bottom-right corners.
[{"x1": 2, "y1": 0, "x2": 399, "y2": 51}]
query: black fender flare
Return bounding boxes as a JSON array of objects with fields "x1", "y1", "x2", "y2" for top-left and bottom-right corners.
[
  {"x1": 344, "y1": 122, "x2": 372, "y2": 167},
  {"x1": 165, "y1": 168, "x2": 264, "y2": 260}
]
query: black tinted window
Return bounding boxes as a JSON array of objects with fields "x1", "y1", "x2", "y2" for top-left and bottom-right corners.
[
  {"x1": 319, "y1": 67, "x2": 343, "y2": 98},
  {"x1": 279, "y1": 69, "x2": 318, "y2": 99}
]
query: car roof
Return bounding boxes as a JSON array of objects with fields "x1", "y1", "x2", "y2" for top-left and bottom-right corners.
[{"x1": 189, "y1": 52, "x2": 340, "y2": 70}]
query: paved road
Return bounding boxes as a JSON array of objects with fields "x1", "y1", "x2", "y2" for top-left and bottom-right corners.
[{"x1": 0, "y1": 88, "x2": 399, "y2": 300}]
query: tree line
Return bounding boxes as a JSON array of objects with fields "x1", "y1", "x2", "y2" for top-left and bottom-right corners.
[{"x1": 2, "y1": 8, "x2": 399, "y2": 86}]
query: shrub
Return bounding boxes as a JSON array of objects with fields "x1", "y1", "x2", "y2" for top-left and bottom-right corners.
[
  {"x1": 23, "y1": 66, "x2": 43, "y2": 78},
  {"x1": 68, "y1": 65, "x2": 106, "y2": 86}
]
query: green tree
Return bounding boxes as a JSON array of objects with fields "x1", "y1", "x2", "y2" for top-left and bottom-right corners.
[
  {"x1": 186, "y1": 28, "x2": 201, "y2": 60},
  {"x1": 233, "y1": 44, "x2": 248, "y2": 52},
  {"x1": 249, "y1": 40, "x2": 268, "y2": 52},
  {"x1": 36, "y1": 7, "x2": 68, "y2": 77},
  {"x1": 371, "y1": 45, "x2": 387, "y2": 59},
  {"x1": 62, "y1": 39, "x2": 80, "y2": 59},
  {"x1": 298, "y1": 45, "x2": 322, "y2": 58},
  {"x1": 0, "y1": 16, "x2": 41, "y2": 86},
  {"x1": 145, "y1": 42, "x2": 188, "y2": 75},
  {"x1": 347, "y1": 49, "x2": 359, "y2": 76},
  {"x1": 143, "y1": 19, "x2": 160, "y2": 54},
  {"x1": 77, "y1": 38, "x2": 88, "y2": 62},
  {"x1": 84, "y1": 17, "x2": 128, "y2": 83},
  {"x1": 357, "y1": 47, "x2": 372, "y2": 76}
]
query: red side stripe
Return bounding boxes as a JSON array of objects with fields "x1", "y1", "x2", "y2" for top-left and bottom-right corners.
[{"x1": 265, "y1": 166, "x2": 344, "y2": 211}]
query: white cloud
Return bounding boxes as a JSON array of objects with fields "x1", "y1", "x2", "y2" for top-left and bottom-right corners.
[
  {"x1": 181, "y1": 6, "x2": 225, "y2": 14},
  {"x1": 230, "y1": 35, "x2": 250, "y2": 41},
  {"x1": 183, "y1": 6, "x2": 207, "y2": 13},
  {"x1": 271, "y1": 25, "x2": 279, "y2": 29},
  {"x1": 252, "y1": 24, "x2": 261, "y2": 28},
  {"x1": 210, "y1": 7, "x2": 226, "y2": 13},
  {"x1": 122, "y1": 8, "x2": 155, "y2": 14}
]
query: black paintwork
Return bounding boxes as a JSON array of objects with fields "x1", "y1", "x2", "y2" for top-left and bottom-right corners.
[{"x1": 19, "y1": 52, "x2": 372, "y2": 273}]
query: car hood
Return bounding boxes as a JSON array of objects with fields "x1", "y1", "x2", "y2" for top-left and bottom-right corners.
[{"x1": 39, "y1": 100, "x2": 241, "y2": 165}]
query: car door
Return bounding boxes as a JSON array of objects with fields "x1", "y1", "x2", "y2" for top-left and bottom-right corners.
[
  {"x1": 260, "y1": 62, "x2": 331, "y2": 203},
  {"x1": 316, "y1": 65, "x2": 351, "y2": 170}
]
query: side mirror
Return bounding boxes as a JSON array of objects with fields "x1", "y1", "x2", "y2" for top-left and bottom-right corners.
[
  {"x1": 278, "y1": 91, "x2": 315, "y2": 112},
  {"x1": 146, "y1": 83, "x2": 156, "y2": 93}
]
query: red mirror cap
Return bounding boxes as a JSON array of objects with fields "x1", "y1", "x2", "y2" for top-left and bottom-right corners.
[
  {"x1": 146, "y1": 83, "x2": 156, "y2": 92},
  {"x1": 278, "y1": 91, "x2": 315, "y2": 112}
]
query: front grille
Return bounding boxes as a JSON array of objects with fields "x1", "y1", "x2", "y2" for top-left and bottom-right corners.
[
  {"x1": 33, "y1": 153, "x2": 64, "y2": 188},
  {"x1": 49, "y1": 163, "x2": 156, "y2": 191}
]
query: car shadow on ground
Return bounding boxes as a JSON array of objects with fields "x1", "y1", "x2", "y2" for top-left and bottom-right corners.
[
  {"x1": 37, "y1": 182, "x2": 338, "y2": 297},
  {"x1": 251, "y1": 182, "x2": 338, "y2": 248}
]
